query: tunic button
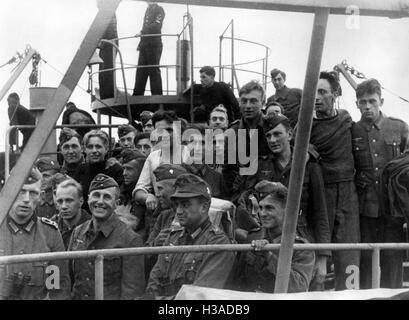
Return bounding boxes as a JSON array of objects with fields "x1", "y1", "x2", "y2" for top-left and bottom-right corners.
[
  {"x1": 18, "y1": 231, "x2": 23, "y2": 234},
  {"x1": 355, "y1": 147, "x2": 359, "y2": 150},
  {"x1": 84, "y1": 294, "x2": 89, "y2": 298},
  {"x1": 375, "y1": 167, "x2": 379, "y2": 171},
  {"x1": 372, "y1": 139, "x2": 376, "y2": 143},
  {"x1": 375, "y1": 181, "x2": 379, "y2": 184},
  {"x1": 20, "y1": 250, "x2": 24, "y2": 254},
  {"x1": 393, "y1": 142, "x2": 397, "y2": 146},
  {"x1": 374, "y1": 153, "x2": 378, "y2": 157},
  {"x1": 86, "y1": 277, "x2": 90, "y2": 281}
]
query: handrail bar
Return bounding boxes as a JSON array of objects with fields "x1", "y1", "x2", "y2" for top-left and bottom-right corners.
[
  {"x1": 0, "y1": 242, "x2": 408, "y2": 265},
  {"x1": 112, "y1": 33, "x2": 180, "y2": 42},
  {"x1": 90, "y1": 64, "x2": 179, "y2": 77},
  {"x1": 222, "y1": 36, "x2": 271, "y2": 54}
]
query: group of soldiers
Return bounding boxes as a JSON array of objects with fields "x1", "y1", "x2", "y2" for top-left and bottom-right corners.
[{"x1": 1, "y1": 63, "x2": 409, "y2": 299}]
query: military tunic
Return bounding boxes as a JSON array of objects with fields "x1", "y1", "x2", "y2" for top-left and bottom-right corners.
[
  {"x1": 0, "y1": 216, "x2": 70, "y2": 300},
  {"x1": 146, "y1": 219, "x2": 235, "y2": 298},
  {"x1": 352, "y1": 112, "x2": 409, "y2": 289},
  {"x1": 35, "y1": 193, "x2": 56, "y2": 219},
  {"x1": 68, "y1": 214, "x2": 145, "y2": 300},
  {"x1": 51, "y1": 209, "x2": 91, "y2": 250},
  {"x1": 352, "y1": 112, "x2": 409, "y2": 217}
]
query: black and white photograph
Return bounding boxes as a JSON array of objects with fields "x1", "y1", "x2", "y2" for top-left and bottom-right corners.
[{"x1": 1, "y1": 0, "x2": 409, "y2": 307}]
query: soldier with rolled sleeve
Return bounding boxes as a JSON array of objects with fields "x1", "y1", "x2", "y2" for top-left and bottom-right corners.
[
  {"x1": 145, "y1": 173, "x2": 235, "y2": 299},
  {"x1": 68, "y1": 174, "x2": 145, "y2": 300},
  {"x1": 352, "y1": 79, "x2": 409, "y2": 289},
  {"x1": 0, "y1": 167, "x2": 70, "y2": 300},
  {"x1": 233, "y1": 181, "x2": 315, "y2": 293}
]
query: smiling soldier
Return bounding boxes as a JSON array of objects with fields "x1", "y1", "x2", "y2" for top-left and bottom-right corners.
[
  {"x1": 68, "y1": 174, "x2": 145, "y2": 300},
  {"x1": 73, "y1": 129, "x2": 123, "y2": 212},
  {"x1": 233, "y1": 181, "x2": 315, "y2": 293}
]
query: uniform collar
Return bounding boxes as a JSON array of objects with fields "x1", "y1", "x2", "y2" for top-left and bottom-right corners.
[
  {"x1": 40, "y1": 191, "x2": 54, "y2": 206},
  {"x1": 241, "y1": 113, "x2": 264, "y2": 129},
  {"x1": 60, "y1": 209, "x2": 90, "y2": 231},
  {"x1": 180, "y1": 218, "x2": 211, "y2": 240},
  {"x1": 88, "y1": 213, "x2": 117, "y2": 238},
  {"x1": 360, "y1": 111, "x2": 386, "y2": 130},
  {"x1": 7, "y1": 215, "x2": 36, "y2": 234}
]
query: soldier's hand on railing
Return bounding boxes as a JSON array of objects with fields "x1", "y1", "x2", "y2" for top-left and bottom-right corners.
[
  {"x1": 145, "y1": 193, "x2": 158, "y2": 211},
  {"x1": 310, "y1": 255, "x2": 327, "y2": 291},
  {"x1": 251, "y1": 239, "x2": 269, "y2": 251}
]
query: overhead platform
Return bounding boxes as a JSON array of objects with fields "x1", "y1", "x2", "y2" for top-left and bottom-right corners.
[
  {"x1": 91, "y1": 90, "x2": 202, "y2": 121},
  {"x1": 154, "y1": 0, "x2": 409, "y2": 18}
]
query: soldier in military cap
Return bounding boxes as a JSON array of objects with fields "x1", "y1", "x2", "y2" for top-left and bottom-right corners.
[
  {"x1": 140, "y1": 110, "x2": 154, "y2": 133},
  {"x1": 146, "y1": 164, "x2": 188, "y2": 247},
  {"x1": 117, "y1": 124, "x2": 138, "y2": 151},
  {"x1": 145, "y1": 173, "x2": 235, "y2": 299},
  {"x1": 0, "y1": 167, "x2": 70, "y2": 300},
  {"x1": 352, "y1": 79, "x2": 409, "y2": 289},
  {"x1": 35, "y1": 157, "x2": 61, "y2": 219},
  {"x1": 116, "y1": 149, "x2": 146, "y2": 232},
  {"x1": 68, "y1": 174, "x2": 145, "y2": 300},
  {"x1": 58, "y1": 127, "x2": 84, "y2": 177},
  {"x1": 233, "y1": 181, "x2": 315, "y2": 293}
]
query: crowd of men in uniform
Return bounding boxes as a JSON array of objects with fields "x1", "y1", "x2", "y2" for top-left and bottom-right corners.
[{"x1": 1, "y1": 64, "x2": 409, "y2": 299}]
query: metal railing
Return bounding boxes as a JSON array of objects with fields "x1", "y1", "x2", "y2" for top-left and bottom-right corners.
[
  {"x1": 89, "y1": 16, "x2": 194, "y2": 100},
  {"x1": 4, "y1": 123, "x2": 123, "y2": 180},
  {"x1": 219, "y1": 20, "x2": 271, "y2": 93},
  {"x1": 0, "y1": 242, "x2": 407, "y2": 299}
]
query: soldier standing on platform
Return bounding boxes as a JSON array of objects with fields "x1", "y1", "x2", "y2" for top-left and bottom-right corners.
[{"x1": 133, "y1": 1, "x2": 165, "y2": 96}]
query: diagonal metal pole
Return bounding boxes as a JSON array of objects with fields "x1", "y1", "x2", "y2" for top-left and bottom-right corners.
[
  {"x1": 0, "y1": 0, "x2": 121, "y2": 226},
  {"x1": 274, "y1": 7, "x2": 329, "y2": 293}
]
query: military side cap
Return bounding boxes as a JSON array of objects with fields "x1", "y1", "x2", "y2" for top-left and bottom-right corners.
[
  {"x1": 118, "y1": 124, "x2": 136, "y2": 138},
  {"x1": 35, "y1": 157, "x2": 60, "y2": 172},
  {"x1": 89, "y1": 174, "x2": 119, "y2": 193},
  {"x1": 121, "y1": 148, "x2": 146, "y2": 164},
  {"x1": 140, "y1": 110, "x2": 153, "y2": 125},
  {"x1": 255, "y1": 180, "x2": 287, "y2": 200},
  {"x1": 171, "y1": 173, "x2": 211, "y2": 200},
  {"x1": 153, "y1": 164, "x2": 188, "y2": 182},
  {"x1": 59, "y1": 127, "x2": 82, "y2": 145},
  {"x1": 25, "y1": 167, "x2": 42, "y2": 185},
  {"x1": 262, "y1": 113, "x2": 291, "y2": 133},
  {"x1": 50, "y1": 173, "x2": 70, "y2": 191}
]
